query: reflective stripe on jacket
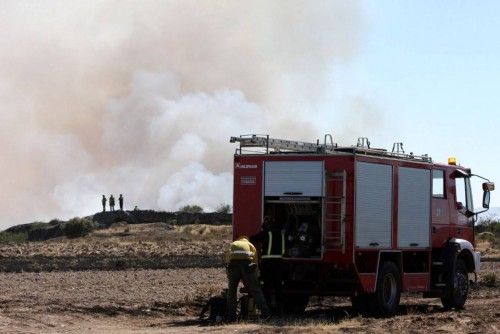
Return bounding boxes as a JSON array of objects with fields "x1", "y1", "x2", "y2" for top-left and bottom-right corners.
[
  {"x1": 225, "y1": 237, "x2": 258, "y2": 263},
  {"x1": 261, "y1": 230, "x2": 285, "y2": 259}
]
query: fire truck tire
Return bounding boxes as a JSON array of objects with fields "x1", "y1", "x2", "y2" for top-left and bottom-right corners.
[
  {"x1": 282, "y1": 294, "x2": 309, "y2": 315},
  {"x1": 441, "y1": 258, "x2": 468, "y2": 310},
  {"x1": 374, "y1": 261, "x2": 401, "y2": 317}
]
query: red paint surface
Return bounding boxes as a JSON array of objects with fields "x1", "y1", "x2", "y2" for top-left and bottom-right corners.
[
  {"x1": 403, "y1": 273, "x2": 430, "y2": 292},
  {"x1": 232, "y1": 152, "x2": 476, "y2": 295}
]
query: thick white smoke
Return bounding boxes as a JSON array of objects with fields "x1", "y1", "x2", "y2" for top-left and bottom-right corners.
[{"x1": 0, "y1": 1, "x2": 362, "y2": 227}]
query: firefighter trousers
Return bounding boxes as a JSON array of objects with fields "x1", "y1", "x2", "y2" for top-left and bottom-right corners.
[
  {"x1": 261, "y1": 258, "x2": 284, "y2": 315},
  {"x1": 225, "y1": 260, "x2": 270, "y2": 321}
]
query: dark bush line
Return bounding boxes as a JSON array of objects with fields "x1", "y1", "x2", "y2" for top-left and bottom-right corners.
[
  {"x1": 63, "y1": 218, "x2": 97, "y2": 238},
  {"x1": 92, "y1": 210, "x2": 232, "y2": 227},
  {"x1": 1, "y1": 211, "x2": 231, "y2": 243},
  {"x1": 0, "y1": 254, "x2": 224, "y2": 272},
  {"x1": 1, "y1": 217, "x2": 97, "y2": 243}
]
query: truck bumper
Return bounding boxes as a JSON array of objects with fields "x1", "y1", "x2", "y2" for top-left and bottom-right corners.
[{"x1": 473, "y1": 251, "x2": 481, "y2": 273}]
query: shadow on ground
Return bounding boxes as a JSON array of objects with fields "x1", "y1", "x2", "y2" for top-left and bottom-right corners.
[{"x1": 166, "y1": 303, "x2": 448, "y2": 328}]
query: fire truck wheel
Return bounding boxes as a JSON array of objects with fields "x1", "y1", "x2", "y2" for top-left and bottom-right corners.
[
  {"x1": 282, "y1": 294, "x2": 309, "y2": 315},
  {"x1": 374, "y1": 261, "x2": 401, "y2": 317},
  {"x1": 441, "y1": 258, "x2": 468, "y2": 310}
]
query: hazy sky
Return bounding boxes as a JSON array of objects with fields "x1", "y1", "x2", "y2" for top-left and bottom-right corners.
[
  {"x1": 0, "y1": 1, "x2": 498, "y2": 228},
  {"x1": 318, "y1": 0, "x2": 499, "y2": 208}
]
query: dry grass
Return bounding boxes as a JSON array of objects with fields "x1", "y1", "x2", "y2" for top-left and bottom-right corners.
[
  {"x1": 482, "y1": 271, "x2": 497, "y2": 287},
  {"x1": 476, "y1": 240, "x2": 500, "y2": 259},
  {"x1": 91, "y1": 223, "x2": 231, "y2": 242}
]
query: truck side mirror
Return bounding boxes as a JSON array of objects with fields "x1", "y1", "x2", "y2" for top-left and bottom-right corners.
[
  {"x1": 482, "y1": 182, "x2": 494, "y2": 209},
  {"x1": 482, "y1": 191, "x2": 491, "y2": 209}
]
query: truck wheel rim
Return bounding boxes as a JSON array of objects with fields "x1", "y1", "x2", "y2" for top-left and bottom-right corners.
[{"x1": 383, "y1": 274, "x2": 397, "y2": 306}]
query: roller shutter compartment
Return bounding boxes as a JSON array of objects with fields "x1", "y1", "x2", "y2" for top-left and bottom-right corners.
[
  {"x1": 264, "y1": 161, "x2": 324, "y2": 197},
  {"x1": 355, "y1": 162, "x2": 393, "y2": 248},
  {"x1": 397, "y1": 167, "x2": 431, "y2": 248}
]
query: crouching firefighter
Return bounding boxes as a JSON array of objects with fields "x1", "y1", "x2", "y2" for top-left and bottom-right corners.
[
  {"x1": 251, "y1": 216, "x2": 286, "y2": 316},
  {"x1": 225, "y1": 236, "x2": 270, "y2": 322}
]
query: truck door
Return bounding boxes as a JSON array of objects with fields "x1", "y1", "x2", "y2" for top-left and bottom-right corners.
[
  {"x1": 431, "y1": 169, "x2": 450, "y2": 247},
  {"x1": 453, "y1": 173, "x2": 474, "y2": 241}
]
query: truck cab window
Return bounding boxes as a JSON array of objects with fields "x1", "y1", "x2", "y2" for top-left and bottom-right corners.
[
  {"x1": 432, "y1": 170, "x2": 444, "y2": 198},
  {"x1": 455, "y1": 177, "x2": 473, "y2": 212}
]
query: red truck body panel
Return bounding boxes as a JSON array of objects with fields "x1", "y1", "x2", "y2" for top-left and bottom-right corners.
[{"x1": 232, "y1": 147, "x2": 476, "y2": 296}]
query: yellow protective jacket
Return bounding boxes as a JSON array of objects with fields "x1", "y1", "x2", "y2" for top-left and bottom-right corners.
[{"x1": 224, "y1": 236, "x2": 258, "y2": 264}]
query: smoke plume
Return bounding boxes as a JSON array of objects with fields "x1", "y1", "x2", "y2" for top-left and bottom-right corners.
[{"x1": 0, "y1": 1, "x2": 362, "y2": 227}]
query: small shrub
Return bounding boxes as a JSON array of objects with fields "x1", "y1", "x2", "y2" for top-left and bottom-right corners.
[
  {"x1": 478, "y1": 232, "x2": 496, "y2": 243},
  {"x1": 482, "y1": 271, "x2": 497, "y2": 287},
  {"x1": 48, "y1": 219, "x2": 62, "y2": 226},
  {"x1": 216, "y1": 203, "x2": 232, "y2": 214},
  {"x1": 0, "y1": 231, "x2": 28, "y2": 244},
  {"x1": 63, "y1": 217, "x2": 96, "y2": 238},
  {"x1": 179, "y1": 205, "x2": 204, "y2": 213}
]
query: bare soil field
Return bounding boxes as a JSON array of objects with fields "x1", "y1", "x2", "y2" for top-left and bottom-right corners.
[
  {"x1": 0, "y1": 222, "x2": 498, "y2": 333},
  {"x1": 0, "y1": 265, "x2": 498, "y2": 333}
]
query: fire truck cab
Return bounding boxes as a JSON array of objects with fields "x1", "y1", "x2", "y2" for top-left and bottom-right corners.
[{"x1": 230, "y1": 134, "x2": 494, "y2": 316}]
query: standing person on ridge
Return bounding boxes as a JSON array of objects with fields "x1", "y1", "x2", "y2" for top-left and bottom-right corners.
[
  {"x1": 119, "y1": 194, "x2": 124, "y2": 210},
  {"x1": 101, "y1": 195, "x2": 107, "y2": 212},
  {"x1": 251, "y1": 216, "x2": 286, "y2": 316},
  {"x1": 224, "y1": 236, "x2": 270, "y2": 322},
  {"x1": 109, "y1": 194, "x2": 115, "y2": 212}
]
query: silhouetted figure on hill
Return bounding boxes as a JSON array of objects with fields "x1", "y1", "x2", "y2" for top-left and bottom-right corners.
[
  {"x1": 102, "y1": 195, "x2": 107, "y2": 212},
  {"x1": 109, "y1": 195, "x2": 115, "y2": 212},
  {"x1": 119, "y1": 194, "x2": 124, "y2": 210}
]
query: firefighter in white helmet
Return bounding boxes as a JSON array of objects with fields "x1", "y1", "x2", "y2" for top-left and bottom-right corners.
[{"x1": 224, "y1": 235, "x2": 270, "y2": 322}]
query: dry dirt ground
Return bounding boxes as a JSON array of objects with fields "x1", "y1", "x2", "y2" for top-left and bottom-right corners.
[{"x1": 0, "y1": 223, "x2": 498, "y2": 333}]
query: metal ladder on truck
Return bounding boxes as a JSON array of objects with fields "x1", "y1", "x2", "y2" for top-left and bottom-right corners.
[
  {"x1": 230, "y1": 134, "x2": 337, "y2": 153},
  {"x1": 323, "y1": 171, "x2": 346, "y2": 253}
]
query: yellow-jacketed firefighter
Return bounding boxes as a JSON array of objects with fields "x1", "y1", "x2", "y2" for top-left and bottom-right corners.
[{"x1": 224, "y1": 236, "x2": 270, "y2": 322}]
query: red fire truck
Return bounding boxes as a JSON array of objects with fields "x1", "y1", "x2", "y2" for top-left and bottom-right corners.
[{"x1": 230, "y1": 134, "x2": 494, "y2": 316}]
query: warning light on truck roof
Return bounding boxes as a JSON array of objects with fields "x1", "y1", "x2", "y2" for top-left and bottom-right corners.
[{"x1": 448, "y1": 157, "x2": 457, "y2": 165}]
